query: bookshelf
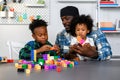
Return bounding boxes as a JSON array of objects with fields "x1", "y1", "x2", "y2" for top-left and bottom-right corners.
[{"x1": 98, "y1": 0, "x2": 120, "y2": 33}]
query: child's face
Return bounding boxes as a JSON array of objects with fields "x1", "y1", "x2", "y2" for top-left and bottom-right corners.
[
  {"x1": 75, "y1": 24, "x2": 89, "y2": 39},
  {"x1": 32, "y1": 26, "x2": 48, "y2": 44}
]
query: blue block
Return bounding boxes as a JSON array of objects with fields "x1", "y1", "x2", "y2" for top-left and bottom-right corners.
[
  {"x1": 0, "y1": 57, "x2": 2, "y2": 61},
  {"x1": 74, "y1": 61, "x2": 79, "y2": 65},
  {"x1": 31, "y1": 50, "x2": 34, "y2": 61}
]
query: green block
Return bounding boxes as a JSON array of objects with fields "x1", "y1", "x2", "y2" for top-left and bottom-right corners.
[
  {"x1": 54, "y1": 56, "x2": 58, "y2": 60},
  {"x1": 38, "y1": 59, "x2": 45, "y2": 65},
  {"x1": 68, "y1": 64, "x2": 73, "y2": 68},
  {"x1": 22, "y1": 64, "x2": 28, "y2": 69}
]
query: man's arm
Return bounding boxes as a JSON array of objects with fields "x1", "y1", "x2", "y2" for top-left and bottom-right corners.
[
  {"x1": 70, "y1": 43, "x2": 98, "y2": 59},
  {"x1": 94, "y1": 29, "x2": 112, "y2": 60}
]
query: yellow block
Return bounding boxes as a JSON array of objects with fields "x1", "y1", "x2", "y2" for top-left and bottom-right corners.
[{"x1": 34, "y1": 50, "x2": 37, "y2": 62}]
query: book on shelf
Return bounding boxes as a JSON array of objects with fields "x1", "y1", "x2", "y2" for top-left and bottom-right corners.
[
  {"x1": 100, "y1": 4, "x2": 119, "y2": 7},
  {"x1": 100, "y1": 22, "x2": 113, "y2": 27},
  {"x1": 100, "y1": 27, "x2": 116, "y2": 31},
  {"x1": 100, "y1": 1, "x2": 115, "y2": 4}
]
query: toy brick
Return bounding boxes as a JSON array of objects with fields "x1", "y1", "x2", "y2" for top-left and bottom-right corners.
[
  {"x1": 0, "y1": 57, "x2": 2, "y2": 61},
  {"x1": 15, "y1": 63, "x2": 19, "y2": 68},
  {"x1": 1, "y1": 57, "x2": 7, "y2": 62},
  {"x1": 56, "y1": 67, "x2": 61, "y2": 72},
  {"x1": 22, "y1": 64, "x2": 28, "y2": 69},
  {"x1": 34, "y1": 50, "x2": 37, "y2": 62},
  {"x1": 17, "y1": 69, "x2": 25, "y2": 72},
  {"x1": 26, "y1": 69, "x2": 31, "y2": 74},
  {"x1": 31, "y1": 50, "x2": 34, "y2": 61},
  {"x1": 28, "y1": 64, "x2": 32, "y2": 69},
  {"x1": 41, "y1": 65, "x2": 44, "y2": 69},
  {"x1": 74, "y1": 61, "x2": 79, "y2": 65},
  {"x1": 68, "y1": 64, "x2": 73, "y2": 68},
  {"x1": 35, "y1": 64, "x2": 41, "y2": 70},
  {"x1": 7, "y1": 59, "x2": 14, "y2": 63}
]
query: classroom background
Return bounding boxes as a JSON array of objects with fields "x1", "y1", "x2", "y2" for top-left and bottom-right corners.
[{"x1": 0, "y1": 0, "x2": 120, "y2": 59}]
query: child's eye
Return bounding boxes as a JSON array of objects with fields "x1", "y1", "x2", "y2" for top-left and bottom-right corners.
[
  {"x1": 82, "y1": 29, "x2": 85, "y2": 31},
  {"x1": 38, "y1": 35, "x2": 42, "y2": 37}
]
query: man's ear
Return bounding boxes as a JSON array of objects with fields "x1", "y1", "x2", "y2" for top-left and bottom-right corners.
[{"x1": 32, "y1": 34, "x2": 36, "y2": 39}]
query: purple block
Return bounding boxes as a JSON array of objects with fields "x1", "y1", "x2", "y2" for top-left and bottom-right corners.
[
  {"x1": 49, "y1": 65, "x2": 53, "y2": 69},
  {"x1": 31, "y1": 63, "x2": 35, "y2": 68},
  {"x1": 43, "y1": 54, "x2": 47, "y2": 58},
  {"x1": 43, "y1": 58, "x2": 48, "y2": 60},
  {"x1": 52, "y1": 65, "x2": 57, "y2": 69}
]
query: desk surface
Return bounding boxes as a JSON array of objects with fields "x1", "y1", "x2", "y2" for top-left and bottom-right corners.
[{"x1": 0, "y1": 60, "x2": 120, "y2": 80}]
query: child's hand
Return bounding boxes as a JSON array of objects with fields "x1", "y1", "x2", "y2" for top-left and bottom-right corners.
[
  {"x1": 36, "y1": 45, "x2": 52, "y2": 53},
  {"x1": 52, "y1": 45, "x2": 60, "y2": 55}
]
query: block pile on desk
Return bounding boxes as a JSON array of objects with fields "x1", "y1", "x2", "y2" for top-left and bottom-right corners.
[{"x1": 15, "y1": 53, "x2": 79, "y2": 74}]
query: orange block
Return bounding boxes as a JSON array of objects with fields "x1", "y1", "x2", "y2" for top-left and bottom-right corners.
[
  {"x1": 28, "y1": 64, "x2": 32, "y2": 69},
  {"x1": 50, "y1": 47, "x2": 55, "y2": 50},
  {"x1": 77, "y1": 36, "x2": 82, "y2": 41}
]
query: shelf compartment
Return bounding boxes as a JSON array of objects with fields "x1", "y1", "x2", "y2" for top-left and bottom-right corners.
[
  {"x1": 102, "y1": 30, "x2": 120, "y2": 33},
  {"x1": 58, "y1": 0, "x2": 97, "y2": 3},
  {"x1": 100, "y1": 4, "x2": 120, "y2": 8},
  {"x1": 25, "y1": 4, "x2": 45, "y2": 7}
]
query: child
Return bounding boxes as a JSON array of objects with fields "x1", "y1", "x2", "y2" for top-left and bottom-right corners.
[
  {"x1": 19, "y1": 19, "x2": 60, "y2": 60},
  {"x1": 69, "y1": 15, "x2": 96, "y2": 61}
]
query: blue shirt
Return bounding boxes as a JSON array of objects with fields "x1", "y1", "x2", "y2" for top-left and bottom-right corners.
[{"x1": 55, "y1": 29, "x2": 112, "y2": 60}]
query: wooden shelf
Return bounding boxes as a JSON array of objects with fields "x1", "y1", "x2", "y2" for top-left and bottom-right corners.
[
  {"x1": 58, "y1": 0, "x2": 97, "y2": 3},
  {"x1": 102, "y1": 31, "x2": 120, "y2": 33},
  {"x1": 100, "y1": 4, "x2": 120, "y2": 8},
  {"x1": 25, "y1": 4, "x2": 45, "y2": 7}
]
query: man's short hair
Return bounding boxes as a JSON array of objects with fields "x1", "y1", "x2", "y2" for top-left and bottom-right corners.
[{"x1": 60, "y1": 6, "x2": 79, "y2": 17}]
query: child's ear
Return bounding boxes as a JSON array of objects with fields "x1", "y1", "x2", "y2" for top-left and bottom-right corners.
[
  {"x1": 87, "y1": 30, "x2": 90, "y2": 33},
  {"x1": 32, "y1": 34, "x2": 36, "y2": 39}
]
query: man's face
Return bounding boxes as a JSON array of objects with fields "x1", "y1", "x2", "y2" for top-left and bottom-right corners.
[{"x1": 61, "y1": 16, "x2": 74, "y2": 33}]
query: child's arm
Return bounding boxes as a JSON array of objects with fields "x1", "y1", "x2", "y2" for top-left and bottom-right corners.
[
  {"x1": 19, "y1": 43, "x2": 32, "y2": 60},
  {"x1": 51, "y1": 45, "x2": 60, "y2": 55},
  {"x1": 36, "y1": 45, "x2": 52, "y2": 54}
]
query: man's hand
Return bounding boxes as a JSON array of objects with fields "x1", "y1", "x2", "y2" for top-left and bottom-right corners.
[
  {"x1": 71, "y1": 43, "x2": 98, "y2": 59},
  {"x1": 52, "y1": 45, "x2": 60, "y2": 55}
]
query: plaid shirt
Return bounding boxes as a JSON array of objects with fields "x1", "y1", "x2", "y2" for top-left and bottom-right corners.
[
  {"x1": 55, "y1": 29, "x2": 112, "y2": 60},
  {"x1": 19, "y1": 41, "x2": 54, "y2": 60}
]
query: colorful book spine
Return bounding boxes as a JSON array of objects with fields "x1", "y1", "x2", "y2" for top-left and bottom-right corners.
[
  {"x1": 100, "y1": 27, "x2": 116, "y2": 31},
  {"x1": 100, "y1": 1, "x2": 115, "y2": 4},
  {"x1": 100, "y1": 4, "x2": 119, "y2": 7}
]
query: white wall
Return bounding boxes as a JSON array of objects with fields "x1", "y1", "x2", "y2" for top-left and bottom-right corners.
[{"x1": 0, "y1": 0, "x2": 119, "y2": 58}]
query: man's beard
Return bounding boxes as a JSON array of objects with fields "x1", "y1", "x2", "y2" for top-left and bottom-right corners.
[{"x1": 66, "y1": 30, "x2": 70, "y2": 33}]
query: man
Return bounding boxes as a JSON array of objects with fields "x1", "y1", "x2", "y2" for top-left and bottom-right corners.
[{"x1": 55, "y1": 6, "x2": 112, "y2": 60}]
